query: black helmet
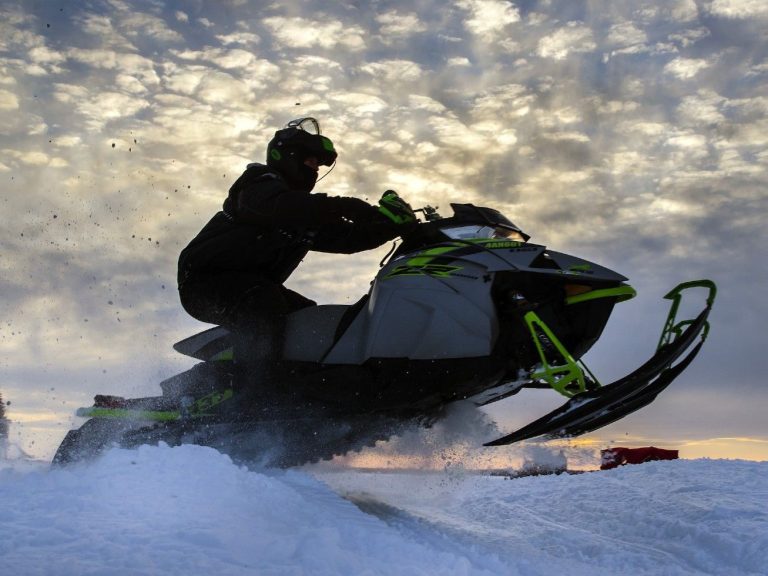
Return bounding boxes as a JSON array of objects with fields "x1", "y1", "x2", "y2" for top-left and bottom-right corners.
[{"x1": 266, "y1": 117, "x2": 337, "y2": 192}]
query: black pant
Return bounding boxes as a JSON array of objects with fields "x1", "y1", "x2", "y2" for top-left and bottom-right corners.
[
  {"x1": 179, "y1": 271, "x2": 315, "y2": 329},
  {"x1": 179, "y1": 272, "x2": 316, "y2": 388}
]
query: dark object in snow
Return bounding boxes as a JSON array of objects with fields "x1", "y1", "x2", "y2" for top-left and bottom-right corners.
[{"x1": 600, "y1": 447, "x2": 679, "y2": 470}]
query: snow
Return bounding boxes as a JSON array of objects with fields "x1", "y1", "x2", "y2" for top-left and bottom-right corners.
[{"x1": 1, "y1": 444, "x2": 766, "y2": 576}]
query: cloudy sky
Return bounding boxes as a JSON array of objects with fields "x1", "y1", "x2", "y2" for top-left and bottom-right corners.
[{"x1": 1, "y1": 0, "x2": 766, "y2": 461}]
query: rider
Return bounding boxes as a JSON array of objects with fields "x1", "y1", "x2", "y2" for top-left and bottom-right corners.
[{"x1": 177, "y1": 117, "x2": 416, "y2": 386}]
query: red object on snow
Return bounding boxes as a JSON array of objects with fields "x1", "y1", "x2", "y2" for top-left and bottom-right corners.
[{"x1": 600, "y1": 447, "x2": 679, "y2": 470}]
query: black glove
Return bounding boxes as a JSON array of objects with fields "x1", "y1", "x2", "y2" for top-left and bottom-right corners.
[{"x1": 378, "y1": 190, "x2": 416, "y2": 225}]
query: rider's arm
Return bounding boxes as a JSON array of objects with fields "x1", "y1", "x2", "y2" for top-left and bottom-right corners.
[
  {"x1": 230, "y1": 168, "x2": 412, "y2": 251},
  {"x1": 310, "y1": 213, "x2": 404, "y2": 254},
  {"x1": 234, "y1": 173, "x2": 378, "y2": 229}
]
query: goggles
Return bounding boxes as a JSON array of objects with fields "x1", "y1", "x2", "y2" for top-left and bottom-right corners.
[{"x1": 285, "y1": 117, "x2": 322, "y2": 135}]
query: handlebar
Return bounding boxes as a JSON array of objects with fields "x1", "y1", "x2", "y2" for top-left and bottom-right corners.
[{"x1": 413, "y1": 205, "x2": 442, "y2": 222}]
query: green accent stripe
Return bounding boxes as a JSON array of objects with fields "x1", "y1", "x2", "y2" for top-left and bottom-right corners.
[
  {"x1": 212, "y1": 348, "x2": 234, "y2": 361},
  {"x1": 406, "y1": 245, "x2": 462, "y2": 266},
  {"x1": 566, "y1": 285, "x2": 636, "y2": 306},
  {"x1": 75, "y1": 407, "x2": 180, "y2": 421},
  {"x1": 401, "y1": 238, "x2": 525, "y2": 269}
]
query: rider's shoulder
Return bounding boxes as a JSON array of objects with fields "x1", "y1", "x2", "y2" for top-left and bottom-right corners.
[
  {"x1": 241, "y1": 163, "x2": 287, "y2": 188},
  {"x1": 245, "y1": 163, "x2": 279, "y2": 177}
]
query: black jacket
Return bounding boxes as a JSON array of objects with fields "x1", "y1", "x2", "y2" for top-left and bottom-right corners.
[{"x1": 178, "y1": 164, "x2": 401, "y2": 287}]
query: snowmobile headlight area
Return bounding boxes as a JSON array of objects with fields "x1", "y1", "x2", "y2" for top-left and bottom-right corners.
[{"x1": 441, "y1": 225, "x2": 528, "y2": 243}]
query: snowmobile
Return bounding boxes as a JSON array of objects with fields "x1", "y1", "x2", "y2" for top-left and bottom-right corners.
[{"x1": 54, "y1": 203, "x2": 717, "y2": 467}]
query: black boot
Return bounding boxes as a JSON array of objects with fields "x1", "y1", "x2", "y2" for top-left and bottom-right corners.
[{"x1": 232, "y1": 316, "x2": 284, "y2": 393}]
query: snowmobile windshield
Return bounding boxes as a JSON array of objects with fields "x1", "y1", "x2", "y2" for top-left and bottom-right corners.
[
  {"x1": 447, "y1": 204, "x2": 530, "y2": 242},
  {"x1": 441, "y1": 224, "x2": 528, "y2": 243},
  {"x1": 285, "y1": 117, "x2": 321, "y2": 135}
]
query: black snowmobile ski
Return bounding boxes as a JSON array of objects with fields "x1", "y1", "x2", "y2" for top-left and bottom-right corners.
[{"x1": 485, "y1": 280, "x2": 715, "y2": 446}]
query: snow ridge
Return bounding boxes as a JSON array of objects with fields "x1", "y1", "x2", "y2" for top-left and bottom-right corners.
[{"x1": 1, "y1": 444, "x2": 765, "y2": 575}]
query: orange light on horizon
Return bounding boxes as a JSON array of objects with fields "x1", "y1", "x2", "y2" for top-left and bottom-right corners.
[
  {"x1": 326, "y1": 435, "x2": 768, "y2": 472},
  {"x1": 678, "y1": 437, "x2": 768, "y2": 461}
]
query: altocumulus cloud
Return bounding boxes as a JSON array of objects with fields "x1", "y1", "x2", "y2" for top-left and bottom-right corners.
[{"x1": 0, "y1": 0, "x2": 766, "y2": 459}]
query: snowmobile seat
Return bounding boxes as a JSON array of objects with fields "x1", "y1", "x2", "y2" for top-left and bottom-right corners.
[{"x1": 173, "y1": 326, "x2": 233, "y2": 361}]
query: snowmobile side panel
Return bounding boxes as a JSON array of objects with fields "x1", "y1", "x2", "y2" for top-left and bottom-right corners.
[
  {"x1": 323, "y1": 265, "x2": 498, "y2": 363},
  {"x1": 283, "y1": 304, "x2": 349, "y2": 362}
]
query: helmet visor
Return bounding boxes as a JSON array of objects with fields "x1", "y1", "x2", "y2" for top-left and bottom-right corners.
[{"x1": 286, "y1": 117, "x2": 321, "y2": 135}]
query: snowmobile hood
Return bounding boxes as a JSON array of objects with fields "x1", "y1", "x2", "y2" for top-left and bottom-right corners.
[{"x1": 383, "y1": 241, "x2": 628, "y2": 282}]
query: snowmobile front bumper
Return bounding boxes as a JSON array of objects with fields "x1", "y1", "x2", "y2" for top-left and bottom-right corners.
[{"x1": 485, "y1": 279, "x2": 716, "y2": 446}]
